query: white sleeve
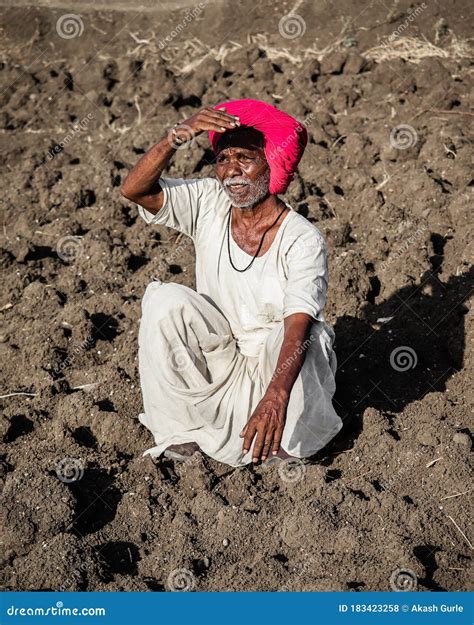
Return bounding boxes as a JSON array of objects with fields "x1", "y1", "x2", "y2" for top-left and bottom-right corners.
[
  {"x1": 283, "y1": 228, "x2": 328, "y2": 321},
  {"x1": 137, "y1": 177, "x2": 216, "y2": 239}
]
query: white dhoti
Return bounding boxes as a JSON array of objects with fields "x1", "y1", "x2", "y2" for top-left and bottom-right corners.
[{"x1": 138, "y1": 280, "x2": 342, "y2": 467}]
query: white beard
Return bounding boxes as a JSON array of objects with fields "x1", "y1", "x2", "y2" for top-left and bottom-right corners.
[{"x1": 219, "y1": 169, "x2": 270, "y2": 209}]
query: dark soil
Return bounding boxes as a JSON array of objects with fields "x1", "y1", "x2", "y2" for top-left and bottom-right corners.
[{"x1": 1, "y1": 0, "x2": 472, "y2": 592}]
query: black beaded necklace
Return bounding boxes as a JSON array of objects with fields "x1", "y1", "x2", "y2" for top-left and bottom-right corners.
[{"x1": 226, "y1": 204, "x2": 288, "y2": 272}]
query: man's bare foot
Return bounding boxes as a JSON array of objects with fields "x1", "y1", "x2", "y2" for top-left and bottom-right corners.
[{"x1": 163, "y1": 442, "x2": 200, "y2": 462}]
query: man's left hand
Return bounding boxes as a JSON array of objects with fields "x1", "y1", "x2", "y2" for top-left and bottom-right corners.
[{"x1": 240, "y1": 388, "x2": 289, "y2": 462}]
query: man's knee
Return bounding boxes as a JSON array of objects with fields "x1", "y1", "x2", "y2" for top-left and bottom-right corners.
[{"x1": 142, "y1": 281, "x2": 195, "y2": 316}]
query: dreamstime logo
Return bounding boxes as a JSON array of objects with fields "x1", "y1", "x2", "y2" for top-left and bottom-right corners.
[
  {"x1": 56, "y1": 14, "x2": 84, "y2": 39},
  {"x1": 278, "y1": 458, "x2": 306, "y2": 483},
  {"x1": 6, "y1": 601, "x2": 105, "y2": 617},
  {"x1": 389, "y1": 124, "x2": 418, "y2": 150},
  {"x1": 167, "y1": 342, "x2": 196, "y2": 372},
  {"x1": 167, "y1": 568, "x2": 196, "y2": 591},
  {"x1": 56, "y1": 236, "x2": 84, "y2": 262},
  {"x1": 278, "y1": 14, "x2": 306, "y2": 39},
  {"x1": 168, "y1": 123, "x2": 197, "y2": 150},
  {"x1": 390, "y1": 346, "x2": 418, "y2": 372},
  {"x1": 55, "y1": 457, "x2": 84, "y2": 483},
  {"x1": 390, "y1": 567, "x2": 418, "y2": 591}
]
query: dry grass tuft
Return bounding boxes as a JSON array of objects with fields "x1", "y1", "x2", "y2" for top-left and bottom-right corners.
[
  {"x1": 364, "y1": 34, "x2": 473, "y2": 64},
  {"x1": 126, "y1": 28, "x2": 473, "y2": 76}
]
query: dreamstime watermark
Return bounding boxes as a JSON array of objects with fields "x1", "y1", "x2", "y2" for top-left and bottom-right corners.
[
  {"x1": 57, "y1": 560, "x2": 91, "y2": 592},
  {"x1": 382, "y1": 3, "x2": 428, "y2": 47},
  {"x1": 279, "y1": 554, "x2": 314, "y2": 591},
  {"x1": 56, "y1": 14, "x2": 84, "y2": 39},
  {"x1": 289, "y1": 233, "x2": 326, "y2": 263},
  {"x1": 44, "y1": 113, "x2": 95, "y2": 164},
  {"x1": 278, "y1": 458, "x2": 306, "y2": 483},
  {"x1": 167, "y1": 568, "x2": 196, "y2": 591},
  {"x1": 267, "y1": 112, "x2": 314, "y2": 162},
  {"x1": 380, "y1": 448, "x2": 424, "y2": 492},
  {"x1": 156, "y1": 238, "x2": 191, "y2": 276},
  {"x1": 270, "y1": 335, "x2": 316, "y2": 382},
  {"x1": 6, "y1": 602, "x2": 105, "y2": 617},
  {"x1": 52, "y1": 335, "x2": 94, "y2": 378},
  {"x1": 389, "y1": 124, "x2": 418, "y2": 149},
  {"x1": 56, "y1": 235, "x2": 84, "y2": 262},
  {"x1": 390, "y1": 346, "x2": 418, "y2": 372},
  {"x1": 390, "y1": 567, "x2": 418, "y2": 591},
  {"x1": 290, "y1": 236, "x2": 309, "y2": 259},
  {"x1": 379, "y1": 223, "x2": 427, "y2": 272},
  {"x1": 157, "y1": 3, "x2": 205, "y2": 50},
  {"x1": 167, "y1": 341, "x2": 196, "y2": 372},
  {"x1": 55, "y1": 457, "x2": 85, "y2": 483},
  {"x1": 279, "y1": 14, "x2": 306, "y2": 39}
]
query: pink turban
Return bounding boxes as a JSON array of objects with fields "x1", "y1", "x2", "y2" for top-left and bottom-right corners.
[{"x1": 208, "y1": 99, "x2": 308, "y2": 195}]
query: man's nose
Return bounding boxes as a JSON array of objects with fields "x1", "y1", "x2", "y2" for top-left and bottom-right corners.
[{"x1": 225, "y1": 158, "x2": 243, "y2": 177}]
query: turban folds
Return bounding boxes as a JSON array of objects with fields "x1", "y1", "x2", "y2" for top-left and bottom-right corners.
[{"x1": 208, "y1": 99, "x2": 308, "y2": 195}]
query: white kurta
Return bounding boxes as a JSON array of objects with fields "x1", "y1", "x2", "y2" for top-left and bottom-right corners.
[{"x1": 136, "y1": 177, "x2": 342, "y2": 467}]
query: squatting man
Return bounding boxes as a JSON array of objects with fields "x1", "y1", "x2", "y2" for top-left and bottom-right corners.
[{"x1": 121, "y1": 99, "x2": 343, "y2": 468}]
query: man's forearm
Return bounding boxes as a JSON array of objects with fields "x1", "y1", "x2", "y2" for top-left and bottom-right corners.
[
  {"x1": 121, "y1": 106, "x2": 238, "y2": 212},
  {"x1": 120, "y1": 135, "x2": 176, "y2": 211},
  {"x1": 266, "y1": 313, "x2": 314, "y2": 399}
]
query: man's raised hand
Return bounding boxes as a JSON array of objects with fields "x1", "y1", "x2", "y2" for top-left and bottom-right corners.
[{"x1": 172, "y1": 106, "x2": 240, "y2": 144}]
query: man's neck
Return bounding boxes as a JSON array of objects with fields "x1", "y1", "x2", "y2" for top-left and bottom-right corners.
[{"x1": 232, "y1": 194, "x2": 285, "y2": 229}]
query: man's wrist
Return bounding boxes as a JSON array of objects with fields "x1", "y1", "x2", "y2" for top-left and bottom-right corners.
[
  {"x1": 266, "y1": 384, "x2": 290, "y2": 402},
  {"x1": 168, "y1": 122, "x2": 196, "y2": 148},
  {"x1": 169, "y1": 123, "x2": 186, "y2": 146}
]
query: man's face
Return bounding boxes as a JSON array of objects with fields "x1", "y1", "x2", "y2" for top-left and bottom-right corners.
[{"x1": 215, "y1": 127, "x2": 270, "y2": 209}]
